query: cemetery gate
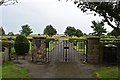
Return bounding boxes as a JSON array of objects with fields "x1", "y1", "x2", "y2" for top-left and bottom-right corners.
[{"x1": 45, "y1": 39, "x2": 87, "y2": 63}]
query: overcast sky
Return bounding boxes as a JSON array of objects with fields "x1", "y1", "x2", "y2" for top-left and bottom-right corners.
[{"x1": 1, "y1": 0, "x2": 113, "y2": 34}]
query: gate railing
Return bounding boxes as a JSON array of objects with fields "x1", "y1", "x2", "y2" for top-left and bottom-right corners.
[{"x1": 72, "y1": 40, "x2": 87, "y2": 62}]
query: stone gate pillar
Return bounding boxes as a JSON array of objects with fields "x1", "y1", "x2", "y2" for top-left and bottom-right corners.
[
  {"x1": 32, "y1": 37, "x2": 46, "y2": 62},
  {"x1": 33, "y1": 37, "x2": 46, "y2": 50},
  {"x1": 87, "y1": 37, "x2": 100, "y2": 64}
]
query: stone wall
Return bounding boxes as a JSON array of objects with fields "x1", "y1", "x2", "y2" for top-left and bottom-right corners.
[
  {"x1": 32, "y1": 37, "x2": 46, "y2": 62},
  {"x1": 87, "y1": 37, "x2": 100, "y2": 64},
  {"x1": 87, "y1": 37, "x2": 120, "y2": 65}
]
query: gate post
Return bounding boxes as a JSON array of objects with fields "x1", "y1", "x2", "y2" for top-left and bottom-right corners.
[
  {"x1": 87, "y1": 37, "x2": 100, "y2": 64},
  {"x1": 32, "y1": 37, "x2": 46, "y2": 62}
]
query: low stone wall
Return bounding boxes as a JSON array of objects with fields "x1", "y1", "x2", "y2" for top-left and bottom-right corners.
[{"x1": 87, "y1": 37, "x2": 120, "y2": 65}]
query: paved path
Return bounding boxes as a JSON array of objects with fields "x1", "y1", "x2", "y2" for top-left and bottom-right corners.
[
  {"x1": 15, "y1": 60, "x2": 96, "y2": 78},
  {"x1": 14, "y1": 38, "x2": 96, "y2": 78}
]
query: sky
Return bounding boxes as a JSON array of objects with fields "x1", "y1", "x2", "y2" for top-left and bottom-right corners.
[{"x1": 1, "y1": 0, "x2": 113, "y2": 35}]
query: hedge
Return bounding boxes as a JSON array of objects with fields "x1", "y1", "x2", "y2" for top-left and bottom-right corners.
[{"x1": 69, "y1": 38, "x2": 86, "y2": 43}]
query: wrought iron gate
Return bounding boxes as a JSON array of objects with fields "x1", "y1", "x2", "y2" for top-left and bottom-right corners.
[{"x1": 45, "y1": 39, "x2": 87, "y2": 63}]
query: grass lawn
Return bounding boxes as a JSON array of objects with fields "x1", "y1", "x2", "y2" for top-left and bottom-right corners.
[
  {"x1": 95, "y1": 66, "x2": 119, "y2": 78},
  {"x1": 2, "y1": 61, "x2": 30, "y2": 78}
]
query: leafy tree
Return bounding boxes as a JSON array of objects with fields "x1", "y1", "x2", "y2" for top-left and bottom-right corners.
[
  {"x1": 19, "y1": 24, "x2": 33, "y2": 36},
  {"x1": 107, "y1": 32, "x2": 112, "y2": 36},
  {"x1": 73, "y1": 1, "x2": 120, "y2": 30},
  {"x1": 8, "y1": 32, "x2": 14, "y2": 36},
  {"x1": 0, "y1": 27, "x2": 5, "y2": 36},
  {"x1": 83, "y1": 33, "x2": 87, "y2": 36},
  {"x1": 59, "y1": 0, "x2": 120, "y2": 31},
  {"x1": 43, "y1": 25, "x2": 57, "y2": 37},
  {"x1": 75, "y1": 29, "x2": 83, "y2": 37},
  {"x1": 64, "y1": 26, "x2": 76, "y2": 37},
  {"x1": 91, "y1": 20, "x2": 107, "y2": 37},
  {"x1": 108, "y1": 28, "x2": 120, "y2": 37}
]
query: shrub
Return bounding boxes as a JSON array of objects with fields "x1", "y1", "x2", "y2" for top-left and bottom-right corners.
[{"x1": 15, "y1": 35, "x2": 29, "y2": 55}]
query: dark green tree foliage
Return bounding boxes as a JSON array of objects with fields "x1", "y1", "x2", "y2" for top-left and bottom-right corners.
[
  {"x1": 73, "y1": 1, "x2": 120, "y2": 30},
  {"x1": 19, "y1": 24, "x2": 33, "y2": 36},
  {"x1": 8, "y1": 32, "x2": 14, "y2": 36},
  {"x1": 59, "y1": 0, "x2": 120, "y2": 33},
  {"x1": 15, "y1": 35, "x2": 29, "y2": 55},
  {"x1": 43, "y1": 25, "x2": 57, "y2": 36},
  {"x1": 91, "y1": 20, "x2": 107, "y2": 36},
  {"x1": 0, "y1": 27, "x2": 5, "y2": 36},
  {"x1": 64, "y1": 26, "x2": 76, "y2": 37},
  {"x1": 109, "y1": 28, "x2": 120, "y2": 37},
  {"x1": 75, "y1": 29, "x2": 83, "y2": 37},
  {"x1": 64, "y1": 26, "x2": 83, "y2": 37}
]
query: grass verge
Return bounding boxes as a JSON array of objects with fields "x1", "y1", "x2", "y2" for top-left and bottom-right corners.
[
  {"x1": 95, "y1": 66, "x2": 119, "y2": 79},
  {"x1": 2, "y1": 61, "x2": 30, "y2": 78}
]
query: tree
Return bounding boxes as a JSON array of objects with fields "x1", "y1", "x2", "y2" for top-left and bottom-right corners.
[
  {"x1": 8, "y1": 32, "x2": 14, "y2": 36},
  {"x1": 91, "y1": 20, "x2": 107, "y2": 37},
  {"x1": 43, "y1": 25, "x2": 57, "y2": 37},
  {"x1": 19, "y1": 24, "x2": 33, "y2": 36},
  {"x1": 59, "y1": 0, "x2": 120, "y2": 31},
  {"x1": 108, "y1": 28, "x2": 120, "y2": 37},
  {"x1": 0, "y1": 27, "x2": 5, "y2": 36},
  {"x1": 72, "y1": 1, "x2": 120, "y2": 30},
  {"x1": 64, "y1": 26, "x2": 76, "y2": 37},
  {"x1": 0, "y1": 0, "x2": 18, "y2": 6},
  {"x1": 75, "y1": 29, "x2": 83, "y2": 37}
]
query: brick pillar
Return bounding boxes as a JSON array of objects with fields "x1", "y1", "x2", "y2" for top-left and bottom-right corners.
[{"x1": 87, "y1": 37, "x2": 100, "y2": 64}]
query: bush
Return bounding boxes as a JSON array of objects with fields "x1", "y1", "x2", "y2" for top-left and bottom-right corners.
[{"x1": 15, "y1": 35, "x2": 29, "y2": 55}]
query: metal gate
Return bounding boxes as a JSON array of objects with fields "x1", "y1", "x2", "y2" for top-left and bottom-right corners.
[{"x1": 45, "y1": 38, "x2": 87, "y2": 63}]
